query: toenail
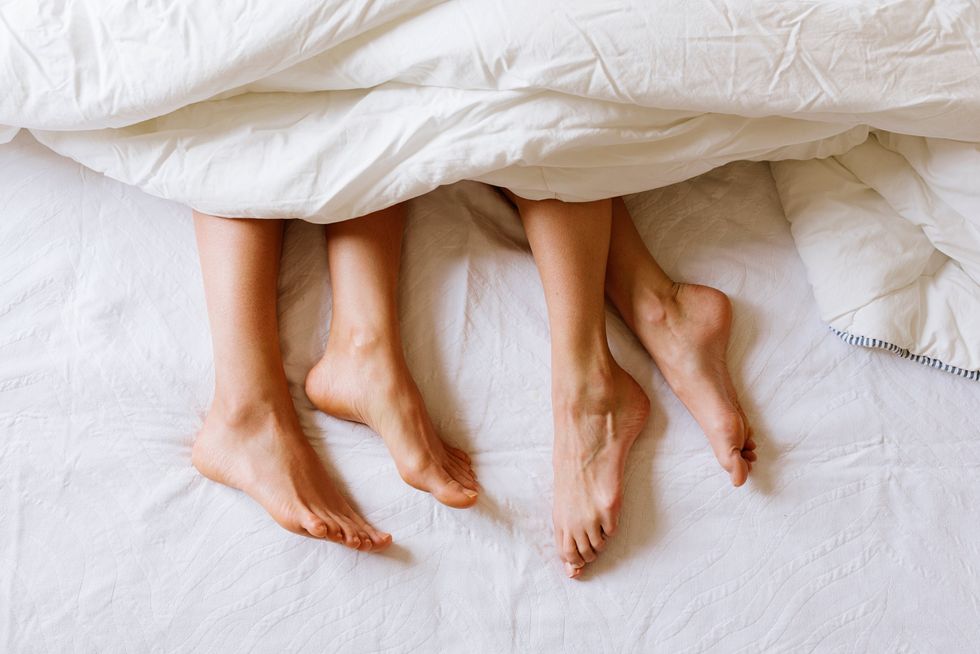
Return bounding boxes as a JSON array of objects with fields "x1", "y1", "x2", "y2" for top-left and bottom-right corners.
[{"x1": 463, "y1": 489, "x2": 478, "y2": 498}]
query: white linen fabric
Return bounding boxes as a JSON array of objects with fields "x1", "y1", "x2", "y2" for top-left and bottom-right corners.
[
  {"x1": 3, "y1": 133, "x2": 980, "y2": 653},
  {"x1": 1, "y1": 1, "x2": 978, "y2": 369}
]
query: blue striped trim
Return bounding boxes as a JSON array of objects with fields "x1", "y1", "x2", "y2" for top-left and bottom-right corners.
[{"x1": 830, "y1": 327, "x2": 980, "y2": 381}]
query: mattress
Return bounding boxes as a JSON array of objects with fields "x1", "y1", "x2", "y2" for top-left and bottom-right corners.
[{"x1": 2, "y1": 132, "x2": 979, "y2": 652}]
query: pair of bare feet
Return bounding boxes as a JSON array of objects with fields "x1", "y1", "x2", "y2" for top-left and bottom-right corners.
[
  {"x1": 193, "y1": 330, "x2": 478, "y2": 553},
  {"x1": 551, "y1": 282, "x2": 756, "y2": 577}
]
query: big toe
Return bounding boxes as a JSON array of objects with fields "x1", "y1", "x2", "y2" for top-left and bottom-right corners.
[
  {"x1": 433, "y1": 476, "x2": 479, "y2": 509},
  {"x1": 407, "y1": 463, "x2": 478, "y2": 509},
  {"x1": 370, "y1": 530, "x2": 393, "y2": 551},
  {"x1": 726, "y1": 450, "x2": 750, "y2": 487}
]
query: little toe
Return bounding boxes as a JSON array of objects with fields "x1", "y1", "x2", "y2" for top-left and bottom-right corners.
[
  {"x1": 301, "y1": 513, "x2": 331, "y2": 540},
  {"x1": 743, "y1": 450, "x2": 758, "y2": 462},
  {"x1": 311, "y1": 512, "x2": 344, "y2": 542},
  {"x1": 565, "y1": 561, "x2": 583, "y2": 579}
]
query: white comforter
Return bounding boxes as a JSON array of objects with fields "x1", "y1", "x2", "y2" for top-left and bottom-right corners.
[{"x1": 2, "y1": 0, "x2": 979, "y2": 373}]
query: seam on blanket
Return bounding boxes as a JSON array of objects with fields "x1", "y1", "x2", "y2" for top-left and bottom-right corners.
[{"x1": 830, "y1": 327, "x2": 980, "y2": 381}]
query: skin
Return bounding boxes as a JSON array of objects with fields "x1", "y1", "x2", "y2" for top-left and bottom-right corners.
[
  {"x1": 509, "y1": 194, "x2": 650, "y2": 579},
  {"x1": 191, "y1": 192, "x2": 755, "y2": 574},
  {"x1": 604, "y1": 198, "x2": 756, "y2": 487},
  {"x1": 304, "y1": 204, "x2": 479, "y2": 509},
  {"x1": 191, "y1": 212, "x2": 392, "y2": 551},
  {"x1": 509, "y1": 194, "x2": 756, "y2": 578},
  {"x1": 192, "y1": 205, "x2": 477, "y2": 549}
]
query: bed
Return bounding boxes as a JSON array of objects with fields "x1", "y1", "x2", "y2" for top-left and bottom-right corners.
[{"x1": 3, "y1": 131, "x2": 979, "y2": 652}]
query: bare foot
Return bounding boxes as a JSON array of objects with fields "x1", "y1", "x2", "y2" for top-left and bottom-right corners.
[
  {"x1": 305, "y1": 336, "x2": 478, "y2": 509},
  {"x1": 630, "y1": 283, "x2": 756, "y2": 486},
  {"x1": 552, "y1": 364, "x2": 650, "y2": 578},
  {"x1": 193, "y1": 397, "x2": 392, "y2": 551}
]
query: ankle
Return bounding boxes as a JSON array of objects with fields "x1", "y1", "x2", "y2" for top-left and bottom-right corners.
[
  {"x1": 326, "y1": 321, "x2": 401, "y2": 358},
  {"x1": 635, "y1": 283, "x2": 675, "y2": 322},
  {"x1": 620, "y1": 281, "x2": 677, "y2": 330},
  {"x1": 209, "y1": 388, "x2": 293, "y2": 428},
  {"x1": 551, "y1": 356, "x2": 618, "y2": 406}
]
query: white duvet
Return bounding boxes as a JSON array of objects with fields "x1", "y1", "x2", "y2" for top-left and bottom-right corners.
[{"x1": 2, "y1": 0, "x2": 979, "y2": 374}]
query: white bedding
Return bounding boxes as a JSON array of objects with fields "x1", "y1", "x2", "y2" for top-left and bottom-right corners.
[
  {"x1": 3, "y1": 133, "x2": 979, "y2": 652},
  {"x1": 4, "y1": 0, "x2": 979, "y2": 375}
]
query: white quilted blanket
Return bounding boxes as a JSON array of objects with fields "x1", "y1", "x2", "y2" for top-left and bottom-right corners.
[{"x1": 1, "y1": 2, "x2": 978, "y2": 369}]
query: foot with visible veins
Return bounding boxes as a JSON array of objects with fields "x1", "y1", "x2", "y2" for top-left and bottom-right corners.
[
  {"x1": 551, "y1": 362, "x2": 650, "y2": 578},
  {"x1": 305, "y1": 332, "x2": 479, "y2": 509},
  {"x1": 193, "y1": 395, "x2": 392, "y2": 551},
  {"x1": 628, "y1": 282, "x2": 756, "y2": 486}
]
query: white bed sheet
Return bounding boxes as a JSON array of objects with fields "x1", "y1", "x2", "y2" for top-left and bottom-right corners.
[{"x1": 2, "y1": 133, "x2": 979, "y2": 653}]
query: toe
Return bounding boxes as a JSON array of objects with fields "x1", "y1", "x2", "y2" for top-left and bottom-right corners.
[
  {"x1": 562, "y1": 533, "x2": 586, "y2": 568},
  {"x1": 565, "y1": 562, "x2": 583, "y2": 579},
  {"x1": 363, "y1": 527, "x2": 392, "y2": 551},
  {"x1": 347, "y1": 514, "x2": 391, "y2": 551},
  {"x1": 424, "y1": 466, "x2": 478, "y2": 509},
  {"x1": 729, "y1": 451, "x2": 749, "y2": 487},
  {"x1": 316, "y1": 515, "x2": 345, "y2": 543},
  {"x1": 370, "y1": 530, "x2": 393, "y2": 550},
  {"x1": 576, "y1": 533, "x2": 597, "y2": 564},
  {"x1": 447, "y1": 460, "x2": 478, "y2": 490},
  {"x1": 300, "y1": 513, "x2": 330, "y2": 540},
  {"x1": 586, "y1": 525, "x2": 606, "y2": 553},
  {"x1": 337, "y1": 519, "x2": 362, "y2": 549},
  {"x1": 743, "y1": 450, "x2": 758, "y2": 462},
  {"x1": 309, "y1": 508, "x2": 345, "y2": 541},
  {"x1": 440, "y1": 478, "x2": 479, "y2": 508}
]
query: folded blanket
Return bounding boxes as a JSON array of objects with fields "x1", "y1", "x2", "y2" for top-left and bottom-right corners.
[{"x1": 2, "y1": 0, "x2": 978, "y2": 376}]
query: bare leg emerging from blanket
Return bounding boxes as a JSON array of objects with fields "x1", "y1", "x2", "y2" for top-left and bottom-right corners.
[
  {"x1": 192, "y1": 211, "x2": 391, "y2": 551},
  {"x1": 509, "y1": 195, "x2": 651, "y2": 579},
  {"x1": 604, "y1": 198, "x2": 756, "y2": 486},
  {"x1": 305, "y1": 205, "x2": 479, "y2": 509}
]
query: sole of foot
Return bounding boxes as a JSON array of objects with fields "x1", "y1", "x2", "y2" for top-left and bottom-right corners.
[
  {"x1": 192, "y1": 399, "x2": 392, "y2": 551},
  {"x1": 305, "y1": 337, "x2": 479, "y2": 509},
  {"x1": 631, "y1": 283, "x2": 756, "y2": 486},
  {"x1": 551, "y1": 363, "x2": 650, "y2": 579}
]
